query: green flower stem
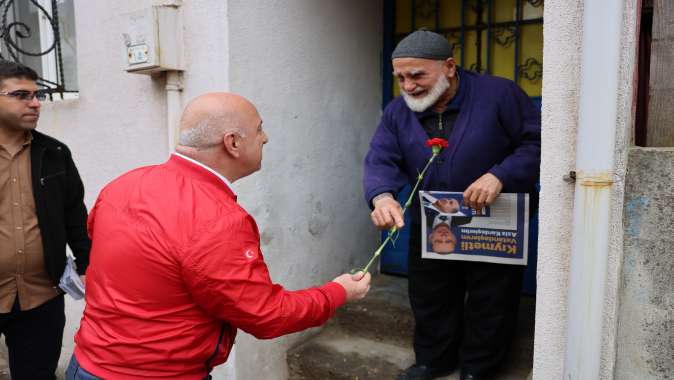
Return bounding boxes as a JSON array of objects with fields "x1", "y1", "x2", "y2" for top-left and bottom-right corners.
[{"x1": 359, "y1": 151, "x2": 439, "y2": 274}]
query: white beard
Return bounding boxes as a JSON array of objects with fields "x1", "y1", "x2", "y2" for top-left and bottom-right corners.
[{"x1": 401, "y1": 75, "x2": 450, "y2": 112}]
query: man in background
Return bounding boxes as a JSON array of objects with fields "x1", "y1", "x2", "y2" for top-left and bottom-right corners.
[
  {"x1": 67, "y1": 93, "x2": 371, "y2": 380},
  {"x1": 0, "y1": 60, "x2": 90, "y2": 380}
]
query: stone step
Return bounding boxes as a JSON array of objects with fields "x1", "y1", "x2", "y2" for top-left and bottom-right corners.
[
  {"x1": 287, "y1": 274, "x2": 534, "y2": 380},
  {"x1": 287, "y1": 328, "x2": 415, "y2": 380},
  {"x1": 327, "y1": 274, "x2": 414, "y2": 348}
]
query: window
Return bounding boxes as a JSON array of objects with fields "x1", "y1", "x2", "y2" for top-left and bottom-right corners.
[
  {"x1": 0, "y1": 0, "x2": 78, "y2": 98},
  {"x1": 384, "y1": 0, "x2": 543, "y2": 106}
]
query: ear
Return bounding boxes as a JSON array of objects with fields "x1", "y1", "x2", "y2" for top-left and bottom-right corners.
[
  {"x1": 223, "y1": 132, "x2": 241, "y2": 158},
  {"x1": 444, "y1": 58, "x2": 457, "y2": 78}
]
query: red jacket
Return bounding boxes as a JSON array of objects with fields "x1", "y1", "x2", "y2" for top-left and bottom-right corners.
[{"x1": 74, "y1": 155, "x2": 346, "y2": 379}]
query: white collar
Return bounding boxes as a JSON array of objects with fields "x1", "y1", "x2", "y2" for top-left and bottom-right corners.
[{"x1": 172, "y1": 152, "x2": 237, "y2": 195}]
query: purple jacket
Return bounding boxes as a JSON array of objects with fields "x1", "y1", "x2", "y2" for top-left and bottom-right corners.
[{"x1": 363, "y1": 69, "x2": 541, "y2": 208}]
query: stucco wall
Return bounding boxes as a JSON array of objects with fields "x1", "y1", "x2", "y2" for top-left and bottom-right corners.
[
  {"x1": 38, "y1": 0, "x2": 381, "y2": 379},
  {"x1": 601, "y1": 1, "x2": 638, "y2": 377},
  {"x1": 36, "y1": 0, "x2": 232, "y2": 376},
  {"x1": 535, "y1": 0, "x2": 637, "y2": 379},
  {"x1": 616, "y1": 148, "x2": 674, "y2": 380},
  {"x1": 226, "y1": 1, "x2": 382, "y2": 379},
  {"x1": 534, "y1": 0, "x2": 583, "y2": 377}
]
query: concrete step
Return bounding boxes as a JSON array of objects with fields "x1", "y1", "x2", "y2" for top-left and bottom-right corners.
[
  {"x1": 327, "y1": 274, "x2": 414, "y2": 348},
  {"x1": 287, "y1": 328, "x2": 414, "y2": 380},
  {"x1": 287, "y1": 274, "x2": 535, "y2": 380}
]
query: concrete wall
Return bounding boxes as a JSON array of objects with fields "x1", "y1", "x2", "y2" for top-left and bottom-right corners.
[
  {"x1": 533, "y1": 0, "x2": 583, "y2": 377},
  {"x1": 40, "y1": 0, "x2": 167, "y2": 375},
  {"x1": 36, "y1": 0, "x2": 380, "y2": 379},
  {"x1": 226, "y1": 1, "x2": 382, "y2": 379},
  {"x1": 615, "y1": 148, "x2": 674, "y2": 379},
  {"x1": 600, "y1": 2, "x2": 638, "y2": 377},
  {"x1": 40, "y1": 0, "x2": 231, "y2": 376},
  {"x1": 535, "y1": 0, "x2": 637, "y2": 379}
]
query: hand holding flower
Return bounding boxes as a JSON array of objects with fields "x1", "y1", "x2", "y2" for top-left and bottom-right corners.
[
  {"x1": 357, "y1": 138, "x2": 450, "y2": 274},
  {"x1": 371, "y1": 194, "x2": 404, "y2": 230},
  {"x1": 332, "y1": 271, "x2": 372, "y2": 302}
]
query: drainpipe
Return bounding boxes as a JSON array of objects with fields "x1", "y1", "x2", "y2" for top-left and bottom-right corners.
[
  {"x1": 166, "y1": 70, "x2": 183, "y2": 153},
  {"x1": 563, "y1": 1, "x2": 625, "y2": 379},
  {"x1": 153, "y1": 0, "x2": 184, "y2": 153}
]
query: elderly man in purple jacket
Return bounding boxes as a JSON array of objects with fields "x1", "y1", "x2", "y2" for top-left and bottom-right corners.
[{"x1": 363, "y1": 30, "x2": 540, "y2": 380}]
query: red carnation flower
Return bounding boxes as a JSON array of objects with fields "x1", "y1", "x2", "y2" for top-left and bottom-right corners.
[
  {"x1": 357, "y1": 136, "x2": 450, "y2": 274},
  {"x1": 425, "y1": 138, "x2": 449, "y2": 148}
]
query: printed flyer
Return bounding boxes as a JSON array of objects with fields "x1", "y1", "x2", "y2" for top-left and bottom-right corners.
[{"x1": 419, "y1": 191, "x2": 529, "y2": 265}]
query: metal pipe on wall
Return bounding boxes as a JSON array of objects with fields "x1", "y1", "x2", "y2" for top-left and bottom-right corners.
[
  {"x1": 563, "y1": 0, "x2": 625, "y2": 379},
  {"x1": 166, "y1": 70, "x2": 183, "y2": 153}
]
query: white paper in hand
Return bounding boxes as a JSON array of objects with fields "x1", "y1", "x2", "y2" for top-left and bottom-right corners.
[{"x1": 59, "y1": 255, "x2": 85, "y2": 300}]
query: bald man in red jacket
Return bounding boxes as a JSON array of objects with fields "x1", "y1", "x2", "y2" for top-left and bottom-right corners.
[{"x1": 67, "y1": 93, "x2": 371, "y2": 380}]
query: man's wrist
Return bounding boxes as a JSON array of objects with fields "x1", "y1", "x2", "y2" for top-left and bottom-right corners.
[{"x1": 372, "y1": 192, "x2": 394, "y2": 206}]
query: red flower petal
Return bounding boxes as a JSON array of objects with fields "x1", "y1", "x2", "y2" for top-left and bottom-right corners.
[{"x1": 425, "y1": 138, "x2": 449, "y2": 148}]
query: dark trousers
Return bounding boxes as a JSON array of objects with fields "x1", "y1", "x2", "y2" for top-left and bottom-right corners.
[
  {"x1": 408, "y1": 225, "x2": 523, "y2": 376},
  {"x1": 0, "y1": 295, "x2": 65, "y2": 380}
]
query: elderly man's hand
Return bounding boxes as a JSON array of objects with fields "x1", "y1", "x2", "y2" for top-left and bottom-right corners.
[
  {"x1": 332, "y1": 271, "x2": 371, "y2": 302},
  {"x1": 463, "y1": 173, "x2": 503, "y2": 210},
  {"x1": 371, "y1": 194, "x2": 404, "y2": 230}
]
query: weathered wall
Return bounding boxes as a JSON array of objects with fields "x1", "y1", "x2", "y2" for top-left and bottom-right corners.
[
  {"x1": 36, "y1": 0, "x2": 233, "y2": 376},
  {"x1": 534, "y1": 0, "x2": 583, "y2": 377},
  {"x1": 600, "y1": 0, "x2": 639, "y2": 377},
  {"x1": 38, "y1": 0, "x2": 381, "y2": 378},
  {"x1": 535, "y1": 0, "x2": 637, "y2": 379},
  {"x1": 226, "y1": 1, "x2": 382, "y2": 379},
  {"x1": 615, "y1": 148, "x2": 674, "y2": 379}
]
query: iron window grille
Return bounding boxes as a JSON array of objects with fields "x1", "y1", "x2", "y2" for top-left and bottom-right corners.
[
  {"x1": 0, "y1": 0, "x2": 77, "y2": 99},
  {"x1": 383, "y1": 0, "x2": 544, "y2": 105}
]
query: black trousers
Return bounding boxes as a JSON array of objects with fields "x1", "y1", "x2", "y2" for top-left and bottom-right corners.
[
  {"x1": 0, "y1": 295, "x2": 65, "y2": 380},
  {"x1": 408, "y1": 225, "x2": 523, "y2": 376}
]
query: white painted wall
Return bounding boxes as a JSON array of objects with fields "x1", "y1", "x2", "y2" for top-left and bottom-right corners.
[
  {"x1": 599, "y1": 1, "x2": 637, "y2": 377},
  {"x1": 36, "y1": 0, "x2": 231, "y2": 376},
  {"x1": 534, "y1": 0, "x2": 637, "y2": 379},
  {"x1": 227, "y1": 1, "x2": 382, "y2": 379},
  {"x1": 37, "y1": 0, "x2": 380, "y2": 379},
  {"x1": 534, "y1": 1, "x2": 583, "y2": 377},
  {"x1": 40, "y1": 1, "x2": 166, "y2": 375}
]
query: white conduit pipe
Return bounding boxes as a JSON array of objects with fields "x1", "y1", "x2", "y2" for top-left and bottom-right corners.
[
  {"x1": 166, "y1": 70, "x2": 183, "y2": 153},
  {"x1": 563, "y1": 1, "x2": 625, "y2": 379}
]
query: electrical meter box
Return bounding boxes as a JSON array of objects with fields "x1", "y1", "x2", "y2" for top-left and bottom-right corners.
[{"x1": 123, "y1": 5, "x2": 183, "y2": 74}]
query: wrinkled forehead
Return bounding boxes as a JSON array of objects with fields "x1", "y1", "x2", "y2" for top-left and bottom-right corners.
[{"x1": 392, "y1": 57, "x2": 443, "y2": 75}]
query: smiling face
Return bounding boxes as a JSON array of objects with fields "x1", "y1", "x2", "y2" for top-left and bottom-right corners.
[
  {"x1": 430, "y1": 224, "x2": 457, "y2": 254},
  {"x1": 0, "y1": 77, "x2": 41, "y2": 133},
  {"x1": 392, "y1": 57, "x2": 457, "y2": 112}
]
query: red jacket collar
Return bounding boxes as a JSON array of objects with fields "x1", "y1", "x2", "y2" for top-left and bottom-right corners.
[{"x1": 164, "y1": 155, "x2": 237, "y2": 201}]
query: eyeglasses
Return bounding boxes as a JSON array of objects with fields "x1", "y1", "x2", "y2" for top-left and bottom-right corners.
[{"x1": 0, "y1": 90, "x2": 47, "y2": 102}]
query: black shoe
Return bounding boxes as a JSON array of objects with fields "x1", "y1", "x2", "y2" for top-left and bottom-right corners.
[
  {"x1": 396, "y1": 364, "x2": 453, "y2": 380},
  {"x1": 459, "y1": 369, "x2": 483, "y2": 380}
]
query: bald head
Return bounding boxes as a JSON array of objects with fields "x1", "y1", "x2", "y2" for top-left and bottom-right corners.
[
  {"x1": 178, "y1": 93, "x2": 259, "y2": 149},
  {"x1": 175, "y1": 92, "x2": 268, "y2": 182}
]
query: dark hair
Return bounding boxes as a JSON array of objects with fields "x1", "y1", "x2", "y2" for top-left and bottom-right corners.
[{"x1": 0, "y1": 60, "x2": 38, "y2": 85}]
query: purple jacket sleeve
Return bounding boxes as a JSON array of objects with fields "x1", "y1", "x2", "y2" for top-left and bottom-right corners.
[
  {"x1": 363, "y1": 107, "x2": 409, "y2": 208},
  {"x1": 488, "y1": 82, "x2": 541, "y2": 191}
]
